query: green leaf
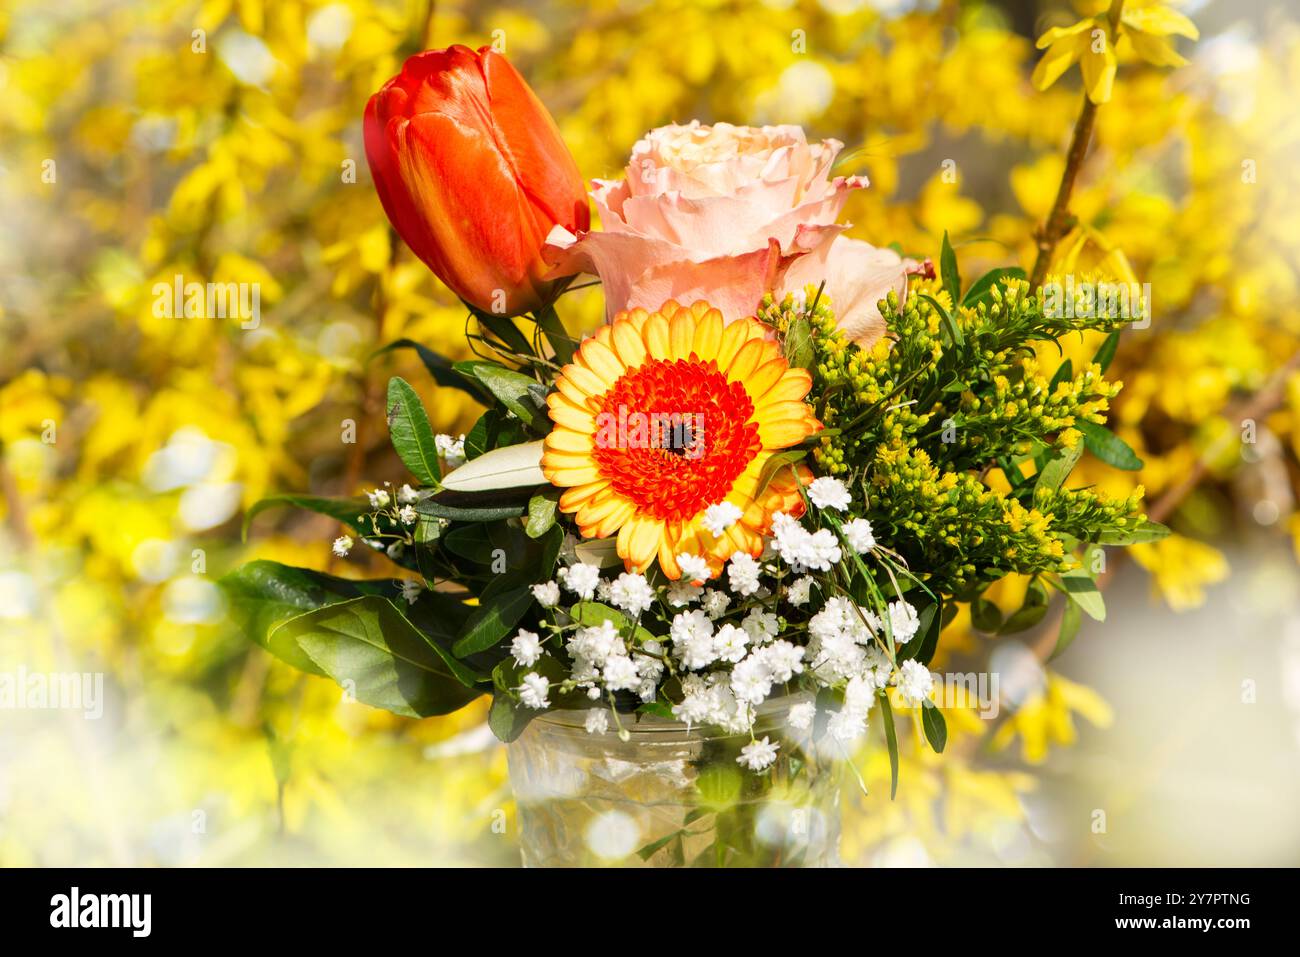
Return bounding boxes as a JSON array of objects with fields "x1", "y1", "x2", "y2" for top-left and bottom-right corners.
[
  {"x1": 1059, "y1": 556, "x2": 1106, "y2": 621},
  {"x1": 878, "y1": 690, "x2": 900, "y2": 800},
  {"x1": 464, "y1": 407, "x2": 526, "y2": 460},
  {"x1": 539, "y1": 524, "x2": 564, "y2": 578},
  {"x1": 1049, "y1": 358, "x2": 1074, "y2": 392},
  {"x1": 533, "y1": 302, "x2": 575, "y2": 365},
  {"x1": 970, "y1": 597, "x2": 1003, "y2": 633},
  {"x1": 386, "y1": 376, "x2": 442, "y2": 486},
  {"x1": 440, "y1": 520, "x2": 532, "y2": 568},
  {"x1": 636, "y1": 830, "x2": 686, "y2": 862},
  {"x1": 219, "y1": 560, "x2": 401, "y2": 676},
  {"x1": 899, "y1": 596, "x2": 943, "y2": 665},
  {"x1": 452, "y1": 586, "x2": 533, "y2": 657},
  {"x1": 371, "y1": 339, "x2": 492, "y2": 404},
  {"x1": 455, "y1": 361, "x2": 548, "y2": 431},
  {"x1": 488, "y1": 657, "x2": 584, "y2": 742},
  {"x1": 274, "y1": 596, "x2": 483, "y2": 717},
  {"x1": 1076, "y1": 420, "x2": 1143, "y2": 470},
  {"x1": 488, "y1": 689, "x2": 532, "y2": 743},
  {"x1": 783, "y1": 317, "x2": 815, "y2": 371},
  {"x1": 1050, "y1": 598, "x2": 1084, "y2": 661},
  {"x1": 242, "y1": 494, "x2": 368, "y2": 541},
  {"x1": 438, "y1": 440, "x2": 546, "y2": 492},
  {"x1": 755, "y1": 449, "x2": 807, "y2": 498},
  {"x1": 636, "y1": 701, "x2": 674, "y2": 720},
  {"x1": 921, "y1": 700, "x2": 947, "y2": 753},
  {"x1": 998, "y1": 579, "x2": 1050, "y2": 634},
  {"x1": 417, "y1": 497, "x2": 528, "y2": 523},
  {"x1": 1035, "y1": 441, "x2": 1084, "y2": 497},
  {"x1": 570, "y1": 601, "x2": 631, "y2": 630},
  {"x1": 940, "y1": 230, "x2": 961, "y2": 306},
  {"x1": 570, "y1": 600, "x2": 657, "y2": 646},
  {"x1": 1096, "y1": 519, "x2": 1171, "y2": 545},
  {"x1": 961, "y1": 266, "x2": 1026, "y2": 307},
  {"x1": 1093, "y1": 330, "x2": 1121, "y2": 374},
  {"x1": 572, "y1": 537, "x2": 622, "y2": 569},
  {"x1": 526, "y1": 488, "x2": 560, "y2": 538},
  {"x1": 919, "y1": 293, "x2": 963, "y2": 347}
]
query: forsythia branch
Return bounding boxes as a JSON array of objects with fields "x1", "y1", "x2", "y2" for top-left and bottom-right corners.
[{"x1": 1028, "y1": 0, "x2": 1125, "y2": 290}]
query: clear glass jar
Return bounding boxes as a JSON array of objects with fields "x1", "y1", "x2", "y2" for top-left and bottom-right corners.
[{"x1": 506, "y1": 698, "x2": 841, "y2": 867}]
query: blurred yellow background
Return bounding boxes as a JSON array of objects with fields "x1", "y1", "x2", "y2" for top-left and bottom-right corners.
[{"x1": 1, "y1": 0, "x2": 1298, "y2": 866}]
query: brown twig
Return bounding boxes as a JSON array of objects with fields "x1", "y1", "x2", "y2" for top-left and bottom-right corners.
[{"x1": 1027, "y1": 0, "x2": 1125, "y2": 290}]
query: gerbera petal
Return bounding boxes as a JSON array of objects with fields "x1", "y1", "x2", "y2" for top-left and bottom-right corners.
[
  {"x1": 546, "y1": 429, "x2": 594, "y2": 454},
  {"x1": 745, "y1": 357, "x2": 788, "y2": 400},
  {"x1": 589, "y1": 324, "x2": 616, "y2": 353},
  {"x1": 593, "y1": 499, "x2": 637, "y2": 538},
  {"x1": 547, "y1": 466, "x2": 604, "y2": 486},
  {"x1": 555, "y1": 375, "x2": 597, "y2": 409},
  {"x1": 669, "y1": 311, "x2": 695, "y2": 360},
  {"x1": 617, "y1": 515, "x2": 664, "y2": 571},
  {"x1": 641, "y1": 312, "x2": 671, "y2": 358},
  {"x1": 657, "y1": 539, "x2": 682, "y2": 580},
  {"x1": 691, "y1": 308, "x2": 724, "y2": 359},
  {"x1": 716, "y1": 318, "x2": 753, "y2": 370},
  {"x1": 611, "y1": 320, "x2": 648, "y2": 368},
  {"x1": 726, "y1": 337, "x2": 770, "y2": 383},
  {"x1": 578, "y1": 337, "x2": 625, "y2": 385},
  {"x1": 757, "y1": 418, "x2": 818, "y2": 448},
  {"x1": 754, "y1": 399, "x2": 818, "y2": 424},
  {"x1": 560, "y1": 481, "x2": 610, "y2": 511},
  {"x1": 564, "y1": 363, "x2": 610, "y2": 398},
  {"x1": 755, "y1": 367, "x2": 813, "y2": 406},
  {"x1": 547, "y1": 398, "x2": 595, "y2": 432},
  {"x1": 577, "y1": 493, "x2": 631, "y2": 530}
]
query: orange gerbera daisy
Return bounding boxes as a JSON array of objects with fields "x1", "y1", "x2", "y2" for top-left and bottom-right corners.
[{"x1": 541, "y1": 299, "x2": 820, "y2": 579}]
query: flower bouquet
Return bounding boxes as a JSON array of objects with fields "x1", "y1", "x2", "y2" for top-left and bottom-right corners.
[{"x1": 222, "y1": 45, "x2": 1166, "y2": 867}]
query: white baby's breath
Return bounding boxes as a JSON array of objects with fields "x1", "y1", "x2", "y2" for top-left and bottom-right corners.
[
  {"x1": 558, "y1": 562, "x2": 601, "y2": 601},
  {"x1": 532, "y1": 580, "x2": 560, "y2": 607},
  {"x1": 843, "y1": 517, "x2": 876, "y2": 553},
  {"x1": 737, "y1": 736, "x2": 779, "y2": 771},
  {"x1": 511, "y1": 629, "x2": 543, "y2": 667},
  {"x1": 518, "y1": 673, "x2": 551, "y2": 709},
  {"x1": 703, "y1": 501, "x2": 743, "y2": 536},
  {"x1": 808, "y1": 476, "x2": 851, "y2": 511}
]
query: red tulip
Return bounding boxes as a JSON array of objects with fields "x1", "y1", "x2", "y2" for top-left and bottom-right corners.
[{"x1": 364, "y1": 45, "x2": 589, "y2": 317}]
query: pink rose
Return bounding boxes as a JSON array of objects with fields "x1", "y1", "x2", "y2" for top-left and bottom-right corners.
[{"x1": 544, "y1": 121, "x2": 913, "y2": 345}]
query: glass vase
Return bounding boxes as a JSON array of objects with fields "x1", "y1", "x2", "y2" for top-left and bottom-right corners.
[{"x1": 506, "y1": 698, "x2": 840, "y2": 867}]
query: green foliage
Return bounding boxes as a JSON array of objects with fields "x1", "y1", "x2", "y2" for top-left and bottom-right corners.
[
  {"x1": 761, "y1": 274, "x2": 1157, "y2": 598},
  {"x1": 386, "y1": 376, "x2": 442, "y2": 487}
]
